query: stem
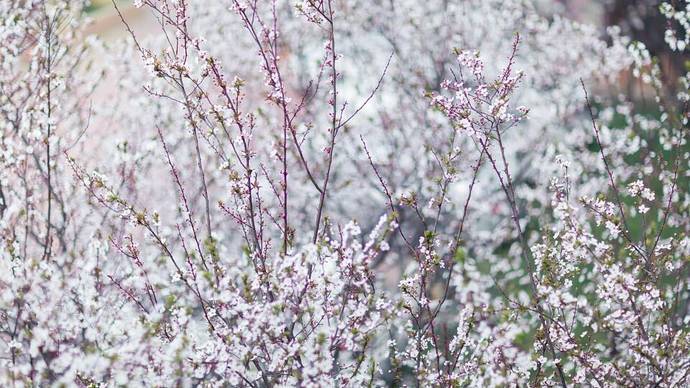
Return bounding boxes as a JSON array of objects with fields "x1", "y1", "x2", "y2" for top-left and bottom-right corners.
[
  {"x1": 312, "y1": 0, "x2": 337, "y2": 243},
  {"x1": 42, "y1": 10, "x2": 53, "y2": 261}
]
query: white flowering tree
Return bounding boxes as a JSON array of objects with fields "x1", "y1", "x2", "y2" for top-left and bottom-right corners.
[{"x1": 0, "y1": 0, "x2": 688, "y2": 386}]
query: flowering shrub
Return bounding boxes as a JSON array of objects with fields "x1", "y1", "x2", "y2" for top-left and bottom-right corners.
[{"x1": 1, "y1": 0, "x2": 688, "y2": 386}]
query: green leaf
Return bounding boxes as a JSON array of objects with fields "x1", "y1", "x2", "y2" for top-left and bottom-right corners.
[{"x1": 454, "y1": 246, "x2": 466, "y2": 265}]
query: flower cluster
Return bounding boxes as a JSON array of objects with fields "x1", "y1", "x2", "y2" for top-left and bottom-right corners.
[{"x1": 661, "y1": 1, "x2": 690, "y2": 52}]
